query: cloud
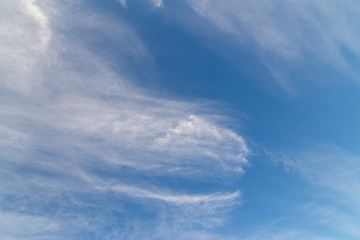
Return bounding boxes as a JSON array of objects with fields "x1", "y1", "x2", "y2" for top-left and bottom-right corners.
[
  {"x1": 180, "y1": 0, "x2": 360, "y2": 93},
  {"x1": 119, "y1": 0, "x2": 127, "y2": 8},
  {"x1": 275, "y1": 143, "x2": 360, "y2": 239},
  {"x1": 110, "y1": 184, "x2": 240, "y2": 205},
  {"x1": 282, "y1": 144, "x2": 360, "y2": 202},
  {"x1": 0, "y1": 212, "x2": 61, "y2": 240},
  {"x1": 0, "y1": 0, "x2": 248, "y2": 238},
  {"x1": 152, "y1": 0, "x2": 163, "y2": 8},
  {"x1": 152, "y1": 114, "x2": 249, "y2": 173},
  {"x1": 243, "y1": 229, "x2": 337, "y2": 240},
  {"x1": 0, "y1": 0, "x2": 51, "y2": 93},
  {"x1": 109, "y1": 184, "x2": 241, "y2": 230}
]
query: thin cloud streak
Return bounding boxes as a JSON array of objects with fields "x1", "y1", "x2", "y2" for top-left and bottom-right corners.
[
  {"x1": 276, "y1": 143, "x2": 360, "y2": 239},
  {"x1": 181, "y1": 0, "x2": 360, "y2": 93}
]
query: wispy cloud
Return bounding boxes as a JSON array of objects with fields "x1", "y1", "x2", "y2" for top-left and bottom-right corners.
[
  {"x1": 180, "y1": 0, "x2": 360, "y2": 93},
  {"x1": 0, "y1": 212, "x2": 61, "y2": 240},
  {"x1": 275, "y1": 143, "x2": 360, "y2": 239},
  {"x1": 282, "y1": 144, "x2": 360, "y2": 202},
  {"x1": 0, "y1": 0, "x2": 248, "y2": 238},
  {"x1": 243, "y1": 229, "x2": 337, "y2": 240},
  {"x1": 110, "y1": 184, "x2": 240, "y2": 205},
  {"x1": 152, "y1": 0, "x2": 163, "y2": 8},
  {"x1": 119, "y1": 0, "x2": 127, "y2": 8}
]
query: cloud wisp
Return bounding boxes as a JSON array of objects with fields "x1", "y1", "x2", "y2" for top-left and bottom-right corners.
[
  {"x1": 277, "y1": 143, "x2": 360, "y2": 239},
  {"x1": 0, "y1": 0, "x2": 248, "y2": 239},
  {"x1": 180, "y1": 0, "x2": 360, "y2": 94},
  {"x1": 110, "y1": 184, "x2": 240, "y2": 205}
]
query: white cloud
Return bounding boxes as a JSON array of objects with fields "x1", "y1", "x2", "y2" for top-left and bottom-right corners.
[
  {"x1": 243, "y1": 229, "x2": 337, "y2": 240},
  {"x1": 152, "y1": 0, "x2": 163, "y2": 8},
  {"x1": 281, "y1": 144, "x2": 360, "y2": 202},
  {"x1": 110, "y1": 184, "x2": 240, "y2": 205},
  {"x1": 0, "y1": 212, "x2": 60, "y2": 240},
  {"x1": 0, "y1": 0, "x2": 249, "y2": 238},
  {"x1": 275, "y1": 143, "x2": 360, "y2": 238},
  {"x1": 0, "y1": 0, "x2": 51, "y2": 93},
  {"x1": 182, "y1": 0, "x2": 360, "y2": 93},
  {"x1": 152, "y1": 114, "x2": 249, "y2": 173},
  {"x1": 109, "y1": 184, "x2": 240, "y2": 229},
  {"x1": 119, "y1": 0, "x2": 127, "y2": 8},
  {"x1": 23, "y1": 0, "x2": 51, "y2": 47}
]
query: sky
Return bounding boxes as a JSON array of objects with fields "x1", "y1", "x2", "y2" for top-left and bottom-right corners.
[{"x1": 1, "y1": 0, "x2": 360, "y2": 239}]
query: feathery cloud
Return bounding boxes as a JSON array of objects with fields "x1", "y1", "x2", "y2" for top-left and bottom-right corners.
[
  {"x1": 0, "y1": 0, "x2": 248, "y2": 238},
  {"x1": 181, "y1": 0, "x2": 360, "y2": 93}
]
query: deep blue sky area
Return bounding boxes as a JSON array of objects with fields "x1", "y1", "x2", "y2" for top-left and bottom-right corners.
[{"x1": 2, "y1": 0, "x2": 360, "y2": 239}]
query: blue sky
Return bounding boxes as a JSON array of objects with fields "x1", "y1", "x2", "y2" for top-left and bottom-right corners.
[{"x1": 2, "y1": 0, "x2": 360, "y2": 239}]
